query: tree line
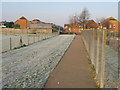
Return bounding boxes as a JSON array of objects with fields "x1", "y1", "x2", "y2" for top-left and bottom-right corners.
[{"x1": 3, "y1": 21, "x2": 20, "y2": 28}]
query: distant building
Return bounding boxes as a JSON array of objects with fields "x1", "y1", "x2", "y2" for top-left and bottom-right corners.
[
  {"x1": 64, "y1": 23, "x2": 82, "y2": 34},
  {"x1": 64, "y1": 24, "x2": 71, "y2": 31},
  {"x1": 15, "y1": 16, "x2": 57, "y2": 33},
  {"x1": 86, "y1": 20, "x2": 98, "y2": 29},
  {"x1": 29, "y1": 23, "x2": 52, "y2": 29},
  {"x1": 102, "y1": 17, "x2": 120, "y2": 31},
  {"x1": 0, "y1": 21, "x2": 6, "y2": 28},
  {"x1": 64, "y1": 20, "x2": 98, "y2": 33},
  {"x1": 15, "y1": 16, "x2": 31, "y2": 29},
  {"x1": 29, "y1": 23, "x2": 52, "y2": 33}
]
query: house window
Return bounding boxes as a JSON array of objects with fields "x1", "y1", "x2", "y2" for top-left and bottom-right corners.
[
  {"x1": 109, "y1": 24, "x2": 112, "y2": 28},
  {"x1": 113, "y1": 24, "x2": 116, "y2": 28},
  {"x1": 69, "y1": 28, "x2": 71, "y2": 31},
  {"x1": 65, "y1": 26, "x2": 68, "y2": 28}
]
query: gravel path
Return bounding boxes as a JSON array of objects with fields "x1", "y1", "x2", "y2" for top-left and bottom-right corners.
[{"x1": 2, "y1": 35, "x2": 75, "y2": 88}]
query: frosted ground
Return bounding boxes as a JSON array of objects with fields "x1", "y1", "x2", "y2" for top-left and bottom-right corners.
[{"x1": 2, "y1": 35, "x2": 75, "y2": 88}]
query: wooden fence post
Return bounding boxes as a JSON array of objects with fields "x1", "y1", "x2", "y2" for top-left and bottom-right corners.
[{"x1": 10, "y1": 37, "x2": 12, "y2": 50}]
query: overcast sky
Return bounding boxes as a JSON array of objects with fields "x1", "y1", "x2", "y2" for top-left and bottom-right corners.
[{"x1": 2, "y1": 1, "x2": 119, "y2": 26}]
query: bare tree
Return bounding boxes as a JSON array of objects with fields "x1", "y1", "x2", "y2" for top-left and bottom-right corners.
[
  {"x1": 96, "y1": 17, "x2": 107, "y2": 29},
  {"x1": 69, "y1": 14, "x2": 78, "y2": 30},
  {"x1": 78, "y1": 8, "x2": 90, "y2": 29},
  {"x1": 69, "y1": 15, "x2": 74, "y2": 24},
  {"x1": 68, "y1": 8, "x2": 90, "y2": 30},
  {"x1": 96, "y1": 17, "x2": 106, "y2": 24},
  {"x1": 69, "y1": 14, "x2": 78, "y2": 24}
]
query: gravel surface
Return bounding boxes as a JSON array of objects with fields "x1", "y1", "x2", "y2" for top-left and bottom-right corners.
[{"x1": 2, "y1": 35, "x2": 75, "y2": 88}]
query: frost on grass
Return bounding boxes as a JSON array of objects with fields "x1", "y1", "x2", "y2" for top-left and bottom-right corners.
[{"x1": 2, "y1": 35, "x2": 75, "y2": 88}]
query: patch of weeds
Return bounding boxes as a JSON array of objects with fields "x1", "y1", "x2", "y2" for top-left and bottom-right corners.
[
  {"x1": 43, "y1": 38, "x2": 46, "y2": 40},
  {"x1": 14, "y1": 47, "x2": 20, "y2": 49},
  {"x1": 86, "y1": 55, "x2": 91, "y2": 64},
  {"x1": 14, "y1": 44, "x2": 27, "y2": 49},
  {"x1": 90, "y1": 64, "x2": 95, "y2": 72},
  {"x1": 87, "y1": 56, "x2": 100, "y2": 88},
  {"x1": 90, "y1": 65, "x2": 100, "y2": 88},
  {"x1": 95, "y1": 80, "x2": 100, "y2": 88},
  {"x1": 21, "y1": 44, "x2": 27, "y2": 47},
  {"x1": 97, "y1": 84, "x2": 100, "y2": 88}
]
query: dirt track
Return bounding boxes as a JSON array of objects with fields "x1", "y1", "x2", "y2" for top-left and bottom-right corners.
[{"x1": 45, "y1": 35, "x2": 96, "y2": 88}]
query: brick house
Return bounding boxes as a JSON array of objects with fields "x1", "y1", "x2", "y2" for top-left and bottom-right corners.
[
  {"x1": 64, "y1": 23, "x2": 82, "y2": 33},
  {"x1": 15, "y1": 16, "x2": 31, "y2": 29},
  {"x1": 64, "y1": 24, "x2": 71, "y2": 31},
  {"x1": 64, "y1": 20, "x2": 98, "y2": 33},
  {"x1": 86, "y1": 20, "x2": 98, "y2": 29},
  {"x1": 102, "y1": 17, "x2": 120, "y2": 31}
]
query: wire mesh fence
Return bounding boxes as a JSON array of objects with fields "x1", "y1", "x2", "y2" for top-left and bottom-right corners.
[{"x1": 81, "y1": 29, "x2": 119, "y2": 88}]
